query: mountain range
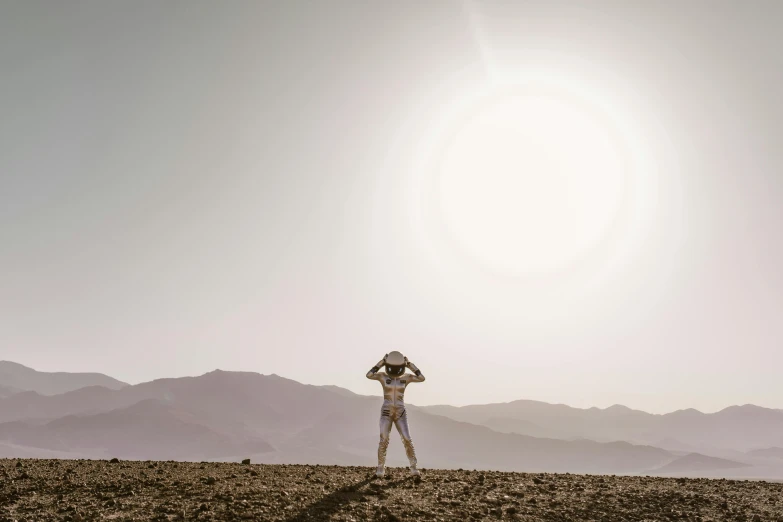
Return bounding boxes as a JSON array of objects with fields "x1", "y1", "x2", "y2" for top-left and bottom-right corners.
[
  {"x1": 420, "y1": 400, "x2": 783, "y2": 453},
  {"x1": 0, "y1": 361, "x2": 127, "y2": 395},
  {"x1": 1, "y1": 361, "x2": 782, "y2": 478}
]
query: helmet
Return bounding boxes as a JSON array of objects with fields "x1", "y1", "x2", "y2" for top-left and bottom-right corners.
[{"x1": 385, "y1": 351, "x2": 406, "y2": 378}]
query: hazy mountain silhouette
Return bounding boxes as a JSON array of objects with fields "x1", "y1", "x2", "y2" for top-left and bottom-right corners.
[
  {"x1": 0, "y1": 370, "x2": 365, "y2": 445},
  {"x1": 0, "y1": 383, "x2": 21, "y2": 398},
  {"x1": 746, "y1": 447, "x2": 783, "y2": 459},
  {"x1": 421, "y1": 400, "x2": 783, "y2": 452},
  {"x1": 481, "y1": 416, "x2": 561, "y2": 439},
  {"x1": 0, "y1": 364, "x2": 681, "y2": 474},
  {"x1": 652, "y1": 453, "x2": 750, "y2": 474},
  {"x1": 0, "y1": 441, "x2": 88, "y2": 459},
  {"x1": 0, "y1": 398, "x2": 273, "y2": 460},
  {"x1": 0, "y1": 360, "x2": 127, "y2": 395},
  {"x1": 2, "y1": 361, "x2": 783, "y2": 478},
  {"x1": 0, "y1": 386, "x2": 134, "y2": 424}
]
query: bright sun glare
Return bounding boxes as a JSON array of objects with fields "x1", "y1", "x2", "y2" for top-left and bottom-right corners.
[
  {"x1": 404, "y1": 52, "x2": 664, "y2": 297},
  {"x1": 435, "y1": 88, "x2": 630, "y2": 277}
]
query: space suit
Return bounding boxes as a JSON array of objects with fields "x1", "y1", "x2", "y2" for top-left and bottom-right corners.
[{"x1": 366, "y1": 351, "x2": 425, "y2": 477}]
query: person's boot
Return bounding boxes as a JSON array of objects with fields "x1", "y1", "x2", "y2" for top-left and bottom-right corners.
[
  {"x1": 376, "y1": 436, "x2": 389, "y2": 478},
  {"x1": 402, "y1": 438, "x2": 419, "y2": 476}
]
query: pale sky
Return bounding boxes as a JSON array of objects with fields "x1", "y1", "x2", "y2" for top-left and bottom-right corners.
[{"x1": 1, "y1": 1, "x2": 782, "y2": 414}]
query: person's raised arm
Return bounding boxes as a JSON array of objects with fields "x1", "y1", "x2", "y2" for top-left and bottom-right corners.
[
  {"x1": 366, "y1": 354, "x2": 388, "y2": 380},
  {"x1": 405, "y1": 357, "x2": 425, "y2": 383}
]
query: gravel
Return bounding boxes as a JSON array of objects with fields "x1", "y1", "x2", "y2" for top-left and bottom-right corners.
[{"x1": 2, "y1": 459, "x2": 783, "y2": 521}]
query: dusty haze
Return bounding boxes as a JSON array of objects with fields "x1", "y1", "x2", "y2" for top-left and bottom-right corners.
[{"x1": 1, "y1": 1, "x2": 783, "y2": 413}]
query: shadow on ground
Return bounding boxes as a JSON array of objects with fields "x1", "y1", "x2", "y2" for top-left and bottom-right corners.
[{"x1": 283, "y1": 473, "x2": 417, "y2": 522}]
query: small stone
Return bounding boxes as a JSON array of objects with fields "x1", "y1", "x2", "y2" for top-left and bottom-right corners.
[
  {"x1": 205, "y1": 477, "x2": 217, "y2": 485},
  {"x1": 242, "y1": 459, "x2": 251, "y2": 465},
  {"x1": 110, "y1": 458, "x2": 120, "y2": 464}
]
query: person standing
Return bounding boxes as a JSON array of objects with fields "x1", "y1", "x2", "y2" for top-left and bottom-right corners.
[{"x1": 366, "y1": 351, "x2": 425, "y2": 477}]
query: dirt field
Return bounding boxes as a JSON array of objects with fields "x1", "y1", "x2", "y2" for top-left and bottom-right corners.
[{"x1": 2, "y1": 459, "x2": 783, "y2": 521}]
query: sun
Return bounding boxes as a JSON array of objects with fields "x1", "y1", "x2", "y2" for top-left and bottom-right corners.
[{"x1": 425, "y1": 85, "x2": 633, "y2": 278}]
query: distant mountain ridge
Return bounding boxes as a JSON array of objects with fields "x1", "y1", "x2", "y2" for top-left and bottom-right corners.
[
  {"x1": 0, "y1": 383, "x2": 21, "y2": 398},
  {"x1": 0, "y1": 361, "x2": 777, "y2": 478},
  {"x1": 0, "y1": 360, "x2": 127, "y2": 396},
  {"x1": 420, "y1": 399, "x2": 783, "y2": 452},
  {"x1": 0, "y1": 364, "x2": 683, "y2": 474},
  {"x1": 653, "y1": 453, "x2": 751, "y2": 475},
  {"x1": 0, "y1": 398, "x2": 273, "y2": 460}
]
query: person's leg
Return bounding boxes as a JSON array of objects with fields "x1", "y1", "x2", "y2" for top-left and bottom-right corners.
[
  {"x1": 377, "y1": 407, "x2": 393, "y2": 476},
  {"x1": 394, "y1": 409, "x2": 419, "y2": 475}
]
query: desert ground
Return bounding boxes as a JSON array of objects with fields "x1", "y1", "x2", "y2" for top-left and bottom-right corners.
[{"x1": 2, "y1": 459, "x2": 783, "y2": 521}]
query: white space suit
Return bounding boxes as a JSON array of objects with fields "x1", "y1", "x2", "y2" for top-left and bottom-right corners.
[{"x1": 366, "y1": 353, "x2": 425, "y2": 476}]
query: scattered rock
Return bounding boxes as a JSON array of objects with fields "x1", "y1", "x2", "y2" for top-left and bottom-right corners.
[
  {"x1": 242, "y1": 459, "x2": 251, "y2": 465},
  {"x1": 2, "y1": 460, "x2": 782, "y2": 521}
]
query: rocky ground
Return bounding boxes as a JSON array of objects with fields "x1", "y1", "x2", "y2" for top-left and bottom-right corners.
[{"x1": 2, "y1": 459, "x2": 783, "y2": 521}]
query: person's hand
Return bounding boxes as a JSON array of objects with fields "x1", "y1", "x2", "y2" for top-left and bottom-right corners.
[{"x1": 404, "y1": 356, "x2": 410, "y2": 368}]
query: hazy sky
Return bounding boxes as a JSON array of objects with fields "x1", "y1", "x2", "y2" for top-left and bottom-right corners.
[{"x1": 2, "y1": 1, "x2": 782, "y2": 414}]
